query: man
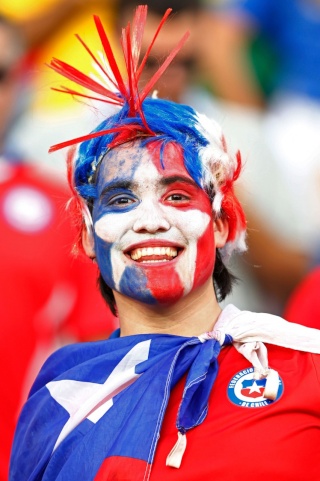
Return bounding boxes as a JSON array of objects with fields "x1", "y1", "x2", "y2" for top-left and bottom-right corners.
[
  {"x1": 0, "y1": 15, "x2": 116, "y2": 480},
  {"x1": 10, "y1": 7, "x2": 320, "y2": 480}
]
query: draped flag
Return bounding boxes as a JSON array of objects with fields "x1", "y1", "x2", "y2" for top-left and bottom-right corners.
[{"x1": 10, "y1": 333, "x2": 224, "y2": 480}]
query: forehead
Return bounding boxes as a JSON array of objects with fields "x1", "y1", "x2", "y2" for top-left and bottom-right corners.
[{"x1": 96, "y1": 140, "x2": 196, "y2": 189}]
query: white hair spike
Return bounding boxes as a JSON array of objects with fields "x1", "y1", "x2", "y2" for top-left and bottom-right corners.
[
  {"x1": 88, "y1": 51, "x2": 118, "y2": 93},
  {"x1": 212, "y1": 190, "x2": 223, "y2": 213}
]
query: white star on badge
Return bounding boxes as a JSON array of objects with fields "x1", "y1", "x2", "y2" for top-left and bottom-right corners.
[
  {"x1": 248, "y1": 381, "x2": 263, "y2": 395},
  {"x1": 46, "y1": 340, "x2": 151, "y2": 452}
]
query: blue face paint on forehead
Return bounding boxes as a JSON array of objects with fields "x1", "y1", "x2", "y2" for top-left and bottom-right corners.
[
  {"x1": 95, "y1": 144, "x2": 143, "y2": 192},
  {"x1": 92, "y1": 145, "x2": 143, "y2": 223}
]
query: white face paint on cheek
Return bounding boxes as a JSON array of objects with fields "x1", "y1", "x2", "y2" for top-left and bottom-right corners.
[
  {"x1": 94, "y1": 213, "x2": 134, "y2": 290},
  {"x1": 169, "y1": 208, "x2": 211, "y2": 294},
  {"x1": 94, "y1": 209, "x2": 136, "y2": 243}
]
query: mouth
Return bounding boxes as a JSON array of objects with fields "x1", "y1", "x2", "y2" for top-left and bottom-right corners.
[{"x1": 126, "y1": 245, "x2": 182, "y2": 263}]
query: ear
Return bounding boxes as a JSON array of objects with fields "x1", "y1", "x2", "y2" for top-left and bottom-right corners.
[
  {"x1": 82, "y1": 225, "x2": 96, "y2": 259},
  {"x1": 213, "y1": 216, "x2": 229, "y2": 248}
]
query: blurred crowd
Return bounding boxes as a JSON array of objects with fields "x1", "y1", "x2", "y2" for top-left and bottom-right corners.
[{"x1": 1, "y1": 0, "x2": 320, "y2": 478}]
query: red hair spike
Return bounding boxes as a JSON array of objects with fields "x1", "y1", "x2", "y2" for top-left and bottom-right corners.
[
  {"x1": 136, "y1": 8, "x2": 172, "y2": 80},
  {"x1": 139, "y1": 31, "x2": 190, "y2": 103},
  {"x1": 48, "y1": 6, "x2": 189, "y2": 152},
  {"x1": 93, "y1": 15, "x2": 127, "y2": 98}
]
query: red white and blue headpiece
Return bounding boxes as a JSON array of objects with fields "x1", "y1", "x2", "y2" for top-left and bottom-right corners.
[{"x1": 48, "y1": 5, "x2": 246, "y2": 261}]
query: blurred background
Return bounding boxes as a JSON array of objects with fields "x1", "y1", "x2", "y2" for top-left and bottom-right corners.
[{"x1": 1, "y1": 0, "x2": 319, "y2": 478}]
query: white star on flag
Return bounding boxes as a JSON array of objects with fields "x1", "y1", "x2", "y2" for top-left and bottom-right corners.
[{"x1": 46, "y1": 340, "x2": 151, "y2": 452}]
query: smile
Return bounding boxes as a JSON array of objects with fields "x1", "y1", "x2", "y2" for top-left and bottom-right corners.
[{"x1": 128, "y1": 246, "x2": 179, "y2": 263}]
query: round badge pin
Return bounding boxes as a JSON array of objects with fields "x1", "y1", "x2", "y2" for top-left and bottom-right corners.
[{"x1": 227, "y1": 367, "x2": 283, "y2": 408}]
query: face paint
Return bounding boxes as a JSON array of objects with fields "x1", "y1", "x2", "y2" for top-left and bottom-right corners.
[{"x1": 92, "y1": 141, "x2": 216, "y2": 305}]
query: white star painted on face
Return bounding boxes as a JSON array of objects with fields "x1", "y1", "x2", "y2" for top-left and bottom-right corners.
[
  {"x1": 46, "y1": 340, "x2": 151, "y2": 452},
  {"x1": 248, "y1": 381, "x2": 263, "y2": 395}
]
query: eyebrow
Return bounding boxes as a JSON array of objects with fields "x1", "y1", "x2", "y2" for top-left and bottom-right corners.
[
  {"x1": 159, "y1": 175, "x2": 198, "y2": 188},
  {"x1": 99, "y1": 175, "x2": 197, "y2": 198},
  {"x1": 100, "y1": 180, "x2": 137, "y2": 198}
]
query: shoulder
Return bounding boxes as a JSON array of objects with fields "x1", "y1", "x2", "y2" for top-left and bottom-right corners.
[
  {"x1": 284, "y1": 267, "x2": 320, "y2": 328},
  {"x1": 29, "y1": 339, "x2": 109, "y2": 396},
  {"x1": 28, "y1": 334, "x2": 150, "y2": 397},
  {"x1": 220, "y1": 304, "x2": 320, "y2": 354},
  {"x1": 267, "y1": 344, "x2": 320, "y2": 392}
]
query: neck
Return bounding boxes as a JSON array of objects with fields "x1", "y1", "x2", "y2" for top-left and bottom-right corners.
[{"x1": 114, "y1": 280, "x2": 222, "y2": 337}]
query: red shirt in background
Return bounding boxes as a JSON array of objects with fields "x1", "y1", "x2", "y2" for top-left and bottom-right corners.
[
  {"x1": 0, "y1": 160, "x2": 117, "y2": 481},
  {"x1": 284, "y1": 267, "x2": 320, "y2": 328}
]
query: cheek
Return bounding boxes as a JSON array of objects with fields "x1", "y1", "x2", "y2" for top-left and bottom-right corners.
[
  {"x1": 163, "y1": 207, "x2": 213, "y2": 296},
  {"x1": 94, "y1": 235, "x2": 117, "y2": 285},
  {"x1": 94, "y1": 205, "x2": 138, "y2": 246},
  {"x1": 93, "y1": 216, "x2": 117, "y2": 288},
  {"x1": 168, "y1": 199, "x2": 212, "y2": 235},
  {"x1": 193, "y1": 222, "x2": 216, "y2": 289}
]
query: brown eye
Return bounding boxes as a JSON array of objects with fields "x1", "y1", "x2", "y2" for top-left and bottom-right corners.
[
  {"x1": 167, "y1": 194, "x2": 189, "y2": 202},
  {"x1": 114, "y1": 198, "x2": 132, "y2": 204},
  {"x1": 107, "y1": 194, "x2": 137, "y2": 207}
]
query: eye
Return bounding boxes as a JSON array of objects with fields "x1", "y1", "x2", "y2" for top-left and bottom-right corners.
[
  {"x1": 107, "y1": 194, "x2": 137, "y2": 207},
  {"x1": 165, "y1": 192, "x2": 190, "y2": 203},
  {"x1": 113, "y1": 197, "x2": 133, "y2": 205}
]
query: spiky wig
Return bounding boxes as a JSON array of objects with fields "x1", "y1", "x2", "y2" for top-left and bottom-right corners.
[{"x1": 49, "y1": 5, "x2": 246, "y2": 264}]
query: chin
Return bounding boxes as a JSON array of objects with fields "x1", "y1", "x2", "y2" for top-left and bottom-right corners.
[{"x1": 115, "y1": 264, "x2": 184, "y2": 305}]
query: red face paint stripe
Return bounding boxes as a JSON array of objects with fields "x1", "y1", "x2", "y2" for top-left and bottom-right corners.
[
  {"x1": 146, "y1": 263, "x2": 184, "y2": 304},
  {"x1": 193, "y1": 221, "x2": 215, "y2": 290}
]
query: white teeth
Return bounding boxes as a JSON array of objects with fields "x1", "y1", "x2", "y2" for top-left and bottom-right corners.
[
  {"x1": 141, "y1": 259, "x2": 170, "y2": 263},
  {"x1": 129, "y1": 246, "x2": 178, "y2": 261}
]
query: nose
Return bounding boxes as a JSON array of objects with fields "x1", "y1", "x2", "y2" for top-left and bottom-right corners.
[{"x1": 132, "y1": 200, "x2": 170, "y2": 234}]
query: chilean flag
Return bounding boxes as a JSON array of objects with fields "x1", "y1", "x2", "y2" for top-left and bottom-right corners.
[{"x1": 10, "y1": 332, "x2": 223, "y2": 480}]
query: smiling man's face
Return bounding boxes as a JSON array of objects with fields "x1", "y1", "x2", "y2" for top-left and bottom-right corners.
[{"x1": 85, "y1": 140, "x2": 223, "y2": 306}]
